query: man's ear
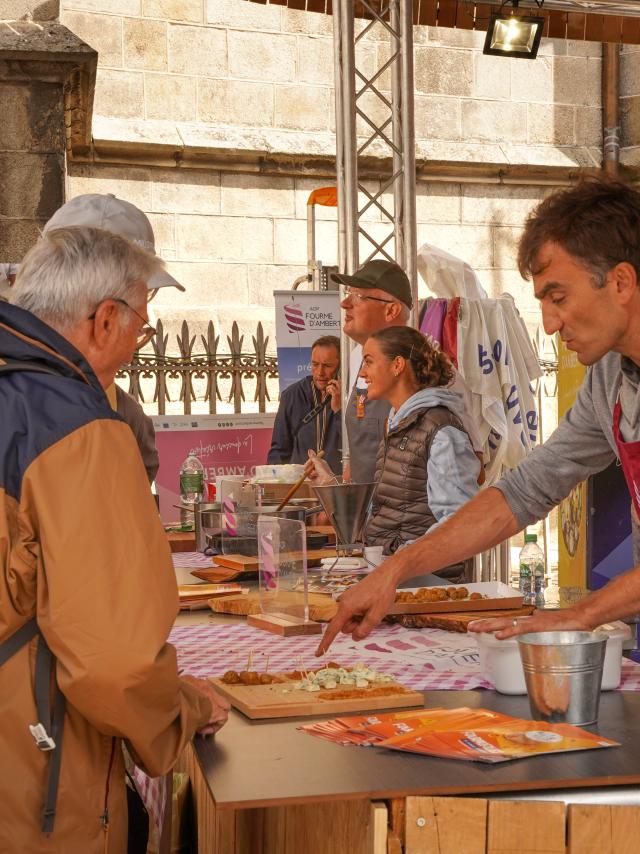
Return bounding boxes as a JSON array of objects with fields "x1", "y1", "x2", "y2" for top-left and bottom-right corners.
[
  {"x1": 91, "y1": 300, "x2": 119, "y2": 348},
  {"x1": 612, "y1": 262, "x2": 638, "y2": 305},
  {"x1": 384, "y1": 301, "x2": 403, "y2": 322}
]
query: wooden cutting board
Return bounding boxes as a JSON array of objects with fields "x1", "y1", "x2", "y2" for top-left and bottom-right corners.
[
  {"x1": 191, "y1": 566, "x2": 252, "y2": 584},
  {"x1": 388, "y1": 606, "x2": 535, "y2": 633},
  {"x1": 210, "y1": 677, "x2": 424, "y2": 720},
  {"x1": 213, "y1": 548, "x2": 337, "y2": 572},
  {"x1": 208, "y1": 592, "x2": 338, "y2": 622},
  {"x1": 167, "y1": 531, "x2": 196, "y2": 553}
]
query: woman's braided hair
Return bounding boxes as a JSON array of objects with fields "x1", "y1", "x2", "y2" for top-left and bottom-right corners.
[{"x1": 370, "y1": 326, "x2": 454, "y2": 388}]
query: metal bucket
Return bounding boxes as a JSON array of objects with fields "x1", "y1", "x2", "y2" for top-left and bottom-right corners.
[{"x1": 517, "y1": 631, "x2": 607, "y2": 726}]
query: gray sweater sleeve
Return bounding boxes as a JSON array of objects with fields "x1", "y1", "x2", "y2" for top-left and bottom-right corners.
[
  {"x1": 115, "y1": 386, "x2": 160, "y2": 484},
  {"x1": 494, "y1": 364, "x2": 617, "y2": 528}
]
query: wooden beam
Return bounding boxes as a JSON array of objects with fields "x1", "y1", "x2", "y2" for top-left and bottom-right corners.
[{"x1": 487, "y1": 801, "x2": 566, "y2": 854}]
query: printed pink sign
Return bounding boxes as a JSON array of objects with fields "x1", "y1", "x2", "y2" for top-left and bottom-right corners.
[{"x1": 152, "y1": 414, "x2": 275, "y2": 523}]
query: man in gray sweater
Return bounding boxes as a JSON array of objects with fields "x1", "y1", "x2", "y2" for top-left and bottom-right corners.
[{"x1": 317, "y1": 180, "x2": 640, "y2": 654}]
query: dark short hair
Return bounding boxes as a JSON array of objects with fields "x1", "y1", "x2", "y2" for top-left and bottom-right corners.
[
  {"x1": 311, "y1": 335, "x2": 340, "y2": 354},
  {"x1": 518, "y1": 179, "x2": 640, "y2": 288},
  {"x1": 370, "y1": 326, "x2": 453, "y2": 388}
]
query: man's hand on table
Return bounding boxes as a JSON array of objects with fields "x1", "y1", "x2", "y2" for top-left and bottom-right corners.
[
  {"x1": 181, "y1": 675, "x2": 231, "y2": 736},
  {"x1": 316, "y1": 565, "x2": 398, "y2": 655},
  {"x1": 468, "y1": 607, "x2": 592, "y2": 640}
]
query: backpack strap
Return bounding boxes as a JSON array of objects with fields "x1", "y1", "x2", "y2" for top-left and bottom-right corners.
[
  {"x1": 0, "y1": 618, "x2": 66, "y2": 834},
  {"x1": 0, "y1": 617, "x2": 38, "y2": 665},
  {"x1": 34, "y1": 638, "x2": 66, "y2": 833}
]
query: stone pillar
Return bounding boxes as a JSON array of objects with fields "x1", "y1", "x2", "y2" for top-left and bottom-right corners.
[{"x1": 0, "y1": 16, "x2": 96, "y2": 261}]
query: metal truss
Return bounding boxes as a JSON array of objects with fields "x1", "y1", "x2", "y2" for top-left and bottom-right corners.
[{"x1": 332, "y1": 0, "x2": 418, "y2": 316}]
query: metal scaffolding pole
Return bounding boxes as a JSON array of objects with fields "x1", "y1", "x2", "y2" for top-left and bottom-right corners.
[{"x1": 333, "y1": 0, "x2": 418, "y2": 469}]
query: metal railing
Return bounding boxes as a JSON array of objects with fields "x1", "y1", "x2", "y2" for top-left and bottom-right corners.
[
  {"x1": 117, "y1": 319, "x2": 278, "y2": 415},
  {"x1": 118, "y1": 316, "x2": 559, "y2": 420}
]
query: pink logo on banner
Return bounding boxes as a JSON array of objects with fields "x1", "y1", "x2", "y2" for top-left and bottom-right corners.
[{"x1": 284, "y1": 303, "x2": 305, "y2": 333}]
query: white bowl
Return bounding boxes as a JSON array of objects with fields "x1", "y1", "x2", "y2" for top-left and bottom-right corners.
[
  {"x1": 475, "y1": 630, "x2": 527, "y2": 695},
  {"x1": 474, "y1": 621, "x2": 629, "y2": 695}
]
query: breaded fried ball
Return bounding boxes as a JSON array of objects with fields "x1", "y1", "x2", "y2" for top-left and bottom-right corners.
[{"x1": 239, "y1": 670, "x2": 261, "y2": 685}]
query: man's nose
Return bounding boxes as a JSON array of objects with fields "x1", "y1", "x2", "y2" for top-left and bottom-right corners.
[
  {"x1": 541, "y1": 303, "x2": 562, "y2": 335},
  {"x1": 340, "y1": 295, "x2": 352, "y2": 309}
]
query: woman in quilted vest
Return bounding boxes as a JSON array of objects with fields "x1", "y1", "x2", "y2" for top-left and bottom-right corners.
[{"x1": 360, "y1": 325, "x2": 480, "y2": 567}]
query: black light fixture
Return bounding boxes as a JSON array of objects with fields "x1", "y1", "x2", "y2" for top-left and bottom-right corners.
[{"x1": 483, "y1": 1, "x2": 545, "y2": 60}]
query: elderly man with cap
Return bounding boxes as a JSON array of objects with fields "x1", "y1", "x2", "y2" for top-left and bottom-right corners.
[
  {"x1": 2, "y1": 194, "x2": 181, "y2": 483},
  {"x1": 0, "y1": 226, "x2": 229, "y2": 853},
  {"x1": 38, "y1": 193, "x2": 185, "y2": 483}
]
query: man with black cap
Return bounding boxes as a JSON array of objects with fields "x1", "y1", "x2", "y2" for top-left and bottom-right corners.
[{"x1": 331, "y1": 259, "x2": 413, "y2": 484}]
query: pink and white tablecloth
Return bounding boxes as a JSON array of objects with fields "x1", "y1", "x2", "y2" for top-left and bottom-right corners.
[
  {"x1": 172, "y1": 551, "x2": 214, "y2": 569},
  {"x1": 168, "y1": 621, "x2": 640, "y2": 692},
  {"x1": 139, "y1": 620, "x2": 640, "y2": 837}
]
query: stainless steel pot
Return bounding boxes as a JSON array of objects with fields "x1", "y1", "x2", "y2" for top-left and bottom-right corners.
[
  {"x1": 258, "y1": 503, "x2": 323, "y2": 523},
  {"x1": 193, "y1": 501, "x2": 323, "y2": 552},
  {"x1": 193, "y1": 502, "x2": 223, "y2": 552}
]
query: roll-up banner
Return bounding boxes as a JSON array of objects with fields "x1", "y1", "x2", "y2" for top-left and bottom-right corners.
[
  {"x1": 153, "y1": 413, "x2": 275, "y2": 523},
  {"x1": 273, "y1": 290, "x2": 341, "y2": 393}
]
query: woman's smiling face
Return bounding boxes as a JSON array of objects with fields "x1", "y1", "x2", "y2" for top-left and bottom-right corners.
[{"x1": 359, "y1": 337, "x2": 397, "y2": 400}]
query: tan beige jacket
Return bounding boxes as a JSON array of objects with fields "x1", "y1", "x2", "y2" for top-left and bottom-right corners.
[{"x1": 0, "y1": 302, "x2": 211, "y2": 853}]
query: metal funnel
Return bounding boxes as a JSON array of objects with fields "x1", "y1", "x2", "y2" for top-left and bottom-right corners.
[{"x1": 312, "y1": 482, "x2": 377, "y2": 548}]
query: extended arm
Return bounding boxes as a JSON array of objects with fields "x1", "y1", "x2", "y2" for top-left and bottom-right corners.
[
  {"x1": 317, "y1": 486, "x2": 519, "y2": 654},
  {"x1": 470, "y1": 565, "x2": 640, "y2": 639}
]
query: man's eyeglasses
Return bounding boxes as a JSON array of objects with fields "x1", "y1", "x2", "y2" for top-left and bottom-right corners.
[
  {"x1": 88, "y1": 298, "x2": 156, "y2": 349},
  {"x1": 343, "y1": 286, "x2": 395, "y2": 305}
]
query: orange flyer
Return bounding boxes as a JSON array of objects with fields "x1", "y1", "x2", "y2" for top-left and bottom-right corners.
[
  {"x1": 300, "y1": 706, "x2": 620, "y2": 762},
  {"x1": 380, "y1": 715, "x2": 619, "y2": 763}
]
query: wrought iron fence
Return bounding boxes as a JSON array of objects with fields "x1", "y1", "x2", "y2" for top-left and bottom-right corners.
[
  {"x1": 117, "y1": 318, "x2": 558, "y2": 416},
  {"x1": 117, "y1": 319, "x2": 279, "y2": 415}
]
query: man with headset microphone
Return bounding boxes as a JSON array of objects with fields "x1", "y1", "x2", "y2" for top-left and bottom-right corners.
[{"x1": 268, "y1": 335, "x2": 342, "y2": 475}]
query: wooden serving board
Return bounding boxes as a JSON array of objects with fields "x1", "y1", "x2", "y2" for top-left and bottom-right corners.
[
  {"x1": 213, "y1": 548, "x2": 337, "y2": 572},
  {"x1": 167, "y1": 531, "x2": 196, "y2": 553},
  {"x1": 208, "y1": 592, "x2": 338, "y2": 622},
  {"x1": 191, "y1": 566, "x2": 252, "y2": 584},
  {"x1": 387, "y1": 594, "x2": 524, "y2": 615},
  {"x1": 388, "y1": 606, "x2": 535, "y2": 632},
  {"x1": 210, "y1": 677, "x2": 424, "y2": 720}
]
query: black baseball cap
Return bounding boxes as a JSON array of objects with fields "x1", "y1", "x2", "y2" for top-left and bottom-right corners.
[{"x1": 331, "y1": 259, "x2": 413, "y2": 309}]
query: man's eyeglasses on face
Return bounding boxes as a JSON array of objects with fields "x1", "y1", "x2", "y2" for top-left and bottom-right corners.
[
  {"x1": 343, "y1": 286, "x2": 394, "y2": 305},
  {"x1": 88, "y1": 298, "x2": 156, "y2": 349}
]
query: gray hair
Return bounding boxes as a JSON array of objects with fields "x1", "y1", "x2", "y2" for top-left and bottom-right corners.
[{"x1": 11, "y1": 226, "x2": 163, "y2": 332}]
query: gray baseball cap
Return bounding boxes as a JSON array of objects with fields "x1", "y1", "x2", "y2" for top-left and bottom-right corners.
[{"x1": 43, "y1": 193, "x2": 185, "y2": 292}]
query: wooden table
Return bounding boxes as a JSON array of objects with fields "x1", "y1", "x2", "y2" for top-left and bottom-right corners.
[{"x1": 180, "y1": 689, "x2": 640, "y2": 853}]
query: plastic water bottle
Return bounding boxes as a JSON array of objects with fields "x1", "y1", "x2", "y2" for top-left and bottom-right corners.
[
  {"x1": 179, "y1": 454, "x2": 205, "y2": 504},
  {"x1": 519, "y1": 533, "x2": 545, "y2": 607}
]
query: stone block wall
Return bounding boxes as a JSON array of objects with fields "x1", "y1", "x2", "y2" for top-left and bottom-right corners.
[
  {"x1": 66, "y1": 162, "x2": 546, "y2": 342},
  {"x1": 0, "y1": 77, "x2": 65, "y2": 260},
  {"x1": 60, "y1": 0, "x2": 603, "y2": 163},
  {"x1": 56, "y1": 0, "x2": 608, "y2": 352}
]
